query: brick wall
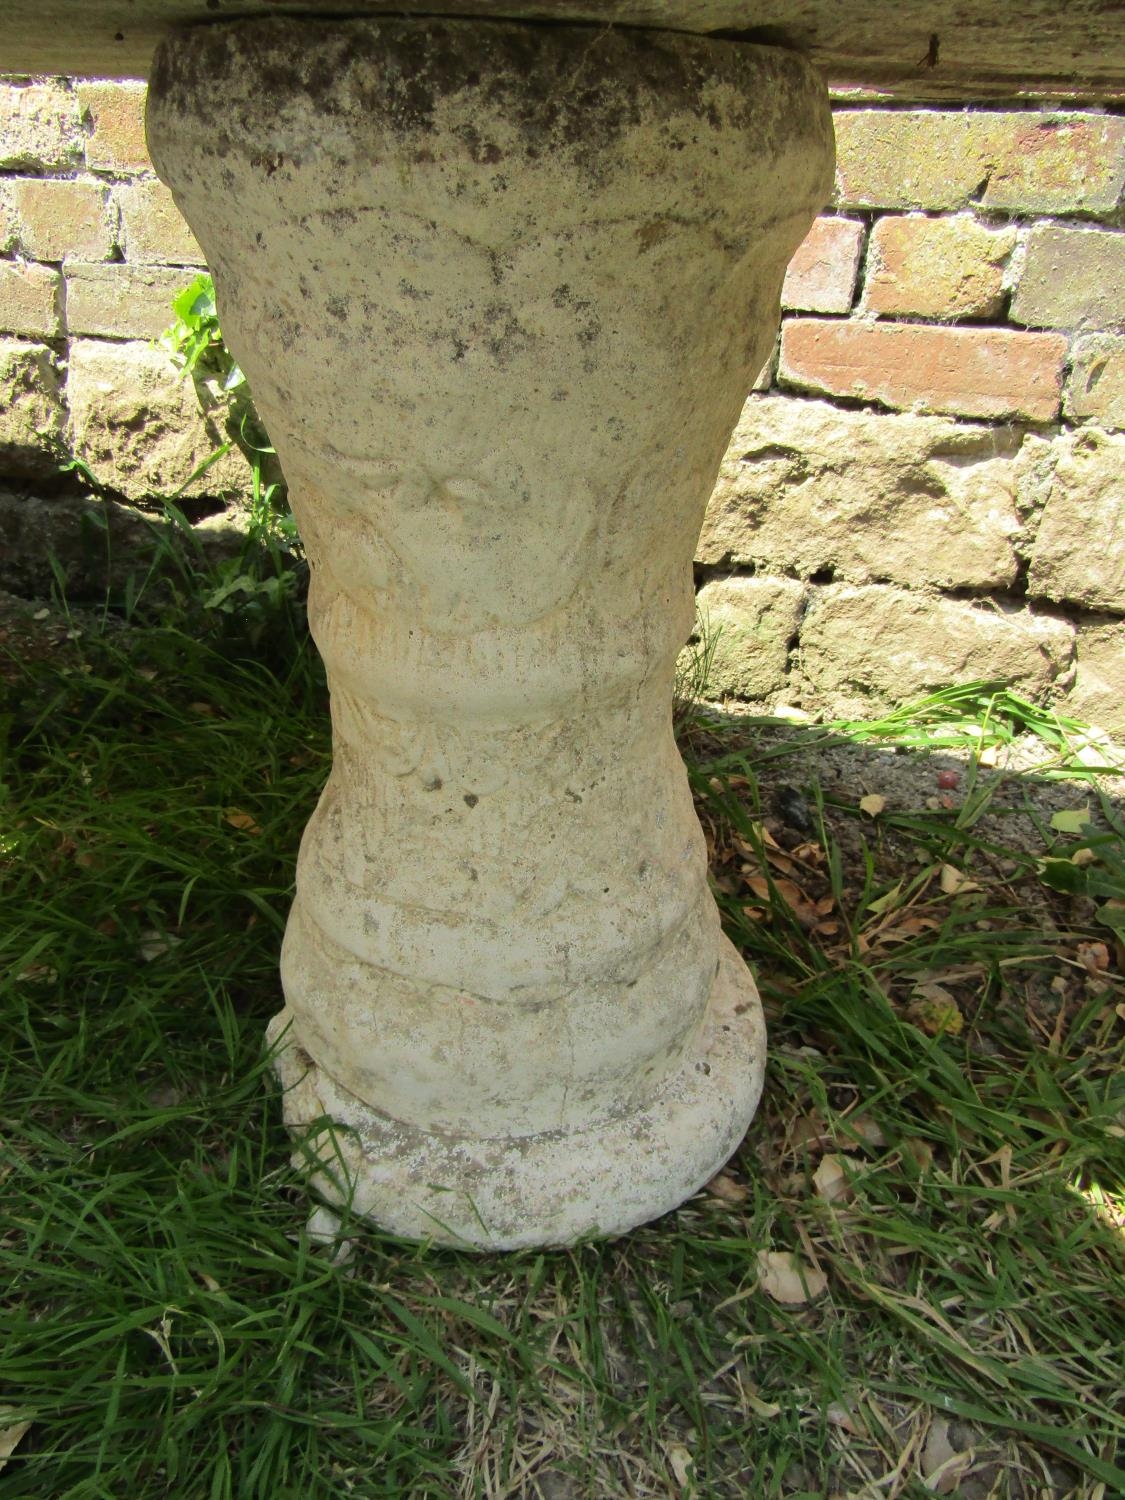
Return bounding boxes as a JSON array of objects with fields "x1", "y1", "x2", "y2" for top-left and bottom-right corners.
[
  {"x1": 0, "y1": 76, "x2": 245, "y2": 507},
  {"x1": 0, "y1": 79, "x2": 1122, "y2": 732},
  {"x1": 698, "y1": 104, "x2": 1125, "y2": 734}
]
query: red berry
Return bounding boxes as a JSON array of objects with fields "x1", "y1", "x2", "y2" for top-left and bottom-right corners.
[{"x1": 936, "y1": 769, "x2": 960, "y2": 790}]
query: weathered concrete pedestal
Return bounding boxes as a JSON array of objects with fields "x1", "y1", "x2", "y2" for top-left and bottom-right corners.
[{"x1": 147, "y1": 16, "x2": 832, "y2": 1248}]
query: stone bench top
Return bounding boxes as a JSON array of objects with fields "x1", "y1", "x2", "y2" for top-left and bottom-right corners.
[{"x1": 2, "y1": 0, "x2": 1125, "y2": 100}]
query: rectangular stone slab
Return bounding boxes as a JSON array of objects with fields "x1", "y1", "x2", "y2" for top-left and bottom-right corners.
[{"x1": 2, "y1": 0, "x2": 1125, "y2": 99}]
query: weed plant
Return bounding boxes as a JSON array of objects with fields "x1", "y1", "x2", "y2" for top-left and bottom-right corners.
[{"x1": 1, "y1": 574, "x2": 1123, "y2": 1496}]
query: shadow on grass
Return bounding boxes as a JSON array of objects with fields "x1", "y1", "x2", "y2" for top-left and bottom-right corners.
[{"x1": 1, "y1": 610, "x2": 1122, "y2": 1499}]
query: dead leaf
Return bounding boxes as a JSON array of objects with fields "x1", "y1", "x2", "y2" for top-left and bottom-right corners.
[
  {"x1": 867, "y1": 880, "x2": 904, "y2": 916},
  {"x1": 15, "y1": 963, "x2": 58, "y2": 985},
  {"x1": 921, "y1": 1417, "x2": 970, "y2": 1494},
  {"x1": 744, "y1": 874, "x2": 821, "y2": 930},
  {"x1": 940, "y1": 864, "x2": 980, "y2": 896},
  {"x1": 138, "y1": 930, "x2": 183, "y2": 963},
  {"x1": 705, "y1": 1170, "x2": 749, "y2": 1205},
  {"x1": 902, "y1": 1137, "x2": 934, "y2": 1173},
  {"x1": 906, "y1": 983, "x2": 964, "y2": 1037},
  {"x1": 841, "y1": 1114, "x2": 887, "y2": 1149},
  {"x1": 1077, "y1": 941, "x2": 1110, "y2": 975},
  {"x1": 859, "y1": 793, "x2": 886, "y2": 817},
  {"x1": 665, "y1": 1442, "x2": 695, "y2": 1489},
  {"x1": 756, "y1": 1249, "x2": 828, "y2": 1304},
  {"x1": 812, "y1": 1153, "x2": 852, "y2": 1203},
  {"x1": 224, "y1": 808, "x2": 261, "y2": 834},
  {"x1": 0, "y1": 1411, "x2": 32, "y2": 1474},
  {"x1": 825, "y1": 1399, "x2": 867, "y2": 1436},
  {"x1": 1050, "y1": 806, "x2": 1092, "y2": 835}
]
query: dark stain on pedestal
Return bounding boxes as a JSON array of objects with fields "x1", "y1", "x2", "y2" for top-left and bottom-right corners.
[{"x1": 149, "y1": 16, "x2": 830, "y2": 186}]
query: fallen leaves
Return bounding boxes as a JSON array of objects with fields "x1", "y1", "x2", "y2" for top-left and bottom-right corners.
[
  {"x1": 0, "y1": 1411, "x2": 31, "y2": 1474},
  {"x1": 756, "y1": 1249, "x2": 828, "y2": 1305},
  {"x1": 224, "y1": 807, "x2": 261, "y2": 834},
  {"x1": 906, "y1": 982, "x2": 965, "y2": 1037},
  {"x1": 704, "y1": 1170, "x2": 749, "y2": 1206}
]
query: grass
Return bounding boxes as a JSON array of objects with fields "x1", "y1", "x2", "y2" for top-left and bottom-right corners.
[{"x1": 1, "y1": 582, "x2": 1123, "y2": 1498}]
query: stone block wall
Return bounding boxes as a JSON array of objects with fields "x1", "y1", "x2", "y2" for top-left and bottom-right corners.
[
  {"x1": 0, "y1": 76, "x2": 245, "y2": 505},
  {"x1": 700, "y1": 104, "x2": 1125, "y2": 734},
  {"x1": 0, "y1": 78, "x2": 1122, "y2": 732}
]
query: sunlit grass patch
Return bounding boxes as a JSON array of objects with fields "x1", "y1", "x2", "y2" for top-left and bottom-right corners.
[{"x1": 2, "y1": 606, "x2": 1123, "y2": 1498}]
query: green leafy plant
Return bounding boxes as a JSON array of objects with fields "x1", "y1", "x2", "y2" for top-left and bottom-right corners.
[
  {"x1": 160, "y1": 272, "x2": 292, "y2": 547},
  {"x1": 160, "y1": 271, "x2": 247, "y2": 394}
]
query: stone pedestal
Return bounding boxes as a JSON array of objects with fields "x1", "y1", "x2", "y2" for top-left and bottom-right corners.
[{"x1": 146, "y1": 16, "x2": 832, "y2": 1248}]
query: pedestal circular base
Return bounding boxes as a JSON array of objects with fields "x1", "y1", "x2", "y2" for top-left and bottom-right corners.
[{"x1": 267, "y1": 936, "x2": 765, "y2": 1250}]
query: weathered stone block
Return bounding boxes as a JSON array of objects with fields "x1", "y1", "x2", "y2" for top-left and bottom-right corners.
[
  {"x1": 77, "y1": 80, "x2": 150, "y2": 174},
  {"x1": 65, "y1": 262, "x2": 190, "y2": 340},
  {"x1": 1011, "y1": 226, "x2": 1125, "y2": 330},
  {"x1": 0, "y1": 79, "x2": 82, "y2": 170},
  {"x1": 10, "y1": 178, "x2": 116, "y2": 262},
  {"x1": 694, "y1": 575, "x2": 805, "y2": 700},
  {"x1": 779, "y1": 318, "x2": 1066, "y2": 422},
  {"x1": 699, "y1": 396, "x2": 1021, "y2": 590},
  {"x1": 67, "y1": 339, "x2": 248, "y2": 500},
  {"x1": 1025, "y1": 430, "x2": 1125, "y2": 613},
  {"x1": 0, "y1": 260, "x2": 61, "y2": 337},
  {"x1": 116, "y1": 179, "x2": 205, "y2": 266},
  {"x1": 1069, "y1": 624, "x2": 1125, "y2": 735},
  {"x1": 0, "y1": 338, "x2": 65, "y2": 478},
  {"x1": 781, "y1": 216, "x2": 864, "y2": 314},
  {"x1": 862, "y1": 215, "x2": 1016, "y2": 320},
  {"x1": 797, "y1": 584, "x2": 1074, "y2": 715},
  {"x1": 1065, "y1": 334, "x2": 1125, "y2": 430},
  {"x1": 835, "y1": 109, "x2": 1125, "y2": 215}
]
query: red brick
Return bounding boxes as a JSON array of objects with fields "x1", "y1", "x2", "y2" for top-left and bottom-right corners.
[
  {"x1": 0, "y1": 80, "x2": 82, "y2": 171},
  {"x1": 65, "y1": 262, "x2": 188, "y2": 340},
  {"x1": 0, "y1": 260, "x2": 61, "y2": 337},
  {"x1": 11, "y1": 178, "x2": 116, "y2": 262},
  {"x1": 1010, "y1": 226, "x2": 1125, "y2": 331},
  {"x1": 116, "y1": 179, "x2": 204, "y2": 266},
  {"x1": 778, "y1": 318, "x2": 1066, "y2": 421},
  {"x1": 981, "y1": 115, "x2": 1125, "y2": 215},
  {"x1": 834, "y1": 109, "x2": 1125, "y2": 215},
  {"x1": 835, "y1": 111, "x2": 1014, "y2": 210},
  {"x1": 862, "y1": 215, "x2": 1015, "y2": 320},
  {"x1": 77, "y1": 81, "x2": 150, "y2": 175},
  {"x1": 781, "y1": 216, "x2": 863, "y2": 314}
]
